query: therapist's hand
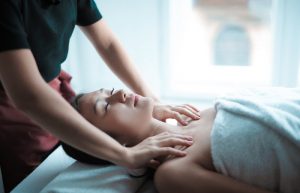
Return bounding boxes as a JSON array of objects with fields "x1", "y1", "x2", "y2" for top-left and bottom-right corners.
[
  {"x1": 153, "y1": 104, "x2": 201, "y2": 125},
  {"x1": 124, "y1": 132, "x2": 193, "y2": 169}
]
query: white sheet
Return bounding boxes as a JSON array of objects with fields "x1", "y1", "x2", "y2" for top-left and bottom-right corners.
[
  {"x1": 11, "y1": 146, "x2": 75, "y2": 193},
  {"x1": 40, "y1": 161, "x2": 158, "y2": 193},
  {"x1": 9, "y1": 145, "x2": 157, "y2": 193}
]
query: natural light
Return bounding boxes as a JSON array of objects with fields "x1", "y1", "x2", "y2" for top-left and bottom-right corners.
[{"x1": 163, "y1": 0, "x2": 273, "y2": 100}]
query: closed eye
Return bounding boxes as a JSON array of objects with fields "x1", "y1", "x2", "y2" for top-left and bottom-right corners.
[{"x1": 105, "y1": 88, "x2": 115, "y2": 113}]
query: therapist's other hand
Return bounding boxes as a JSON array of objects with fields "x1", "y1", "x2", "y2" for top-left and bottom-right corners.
[
  {"x1": 153, "y1": 104, "x2": 200, "y2": 125},
  {"x1": 124, "y1": 132, "x2": 193, "y2": 169}
]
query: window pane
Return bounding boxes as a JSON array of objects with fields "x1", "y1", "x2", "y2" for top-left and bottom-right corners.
[{"x1": 165, "y1": 0, "x2": 273, "y2": 100}]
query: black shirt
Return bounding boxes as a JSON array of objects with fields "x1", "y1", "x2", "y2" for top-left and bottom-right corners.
[{"x1": 0, "y1": 0, "x2": 102, "y2": 82}]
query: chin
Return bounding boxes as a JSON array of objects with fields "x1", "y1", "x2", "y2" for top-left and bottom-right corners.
[
  {"x1": 146, "y1": 100, "x2": 155, "y2": 117},
  {"x1": 145, "y1": 97, "x2": 155, "y2": 108},
  {"x1": 138, "y1": 97, "x2": 154, "y2": 110}
]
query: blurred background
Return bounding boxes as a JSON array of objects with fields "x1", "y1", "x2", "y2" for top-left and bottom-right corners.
[{"x1": 62, "y1": 0, "x2": 300, "y2": 107}]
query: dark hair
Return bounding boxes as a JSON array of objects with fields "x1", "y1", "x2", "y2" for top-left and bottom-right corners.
[
  {"x1": 61, "y1": 93, "x2": 113, "y2": 165},
  {"x1": 70, "y1": 93, "x2": 85, "y2": 111}
]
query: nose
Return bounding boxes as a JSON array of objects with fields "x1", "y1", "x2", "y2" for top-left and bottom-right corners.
[{"x1": 107, "y1": 89, "x2": 126, "y2": 104}]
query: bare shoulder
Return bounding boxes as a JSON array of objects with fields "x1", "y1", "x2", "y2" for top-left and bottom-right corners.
[
  {"x1": 188, "y1": 107, "x2": 216, "y2": 171},
  {"x1": 157, "y1": 107, "x2": 217, "y2": 172}
]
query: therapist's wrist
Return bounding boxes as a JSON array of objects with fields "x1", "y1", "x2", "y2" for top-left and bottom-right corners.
[
  {"x1": 152, "y1": 96, "x2": 160, "y2": 104},
  {"x1": 115, "y1": 146, "x2": 143, "y2": 169},
  {"x1": 134, "y1": 87, "x2": 159, "y2": 103},
  {"x1": 146, "y1": 93, "x2": 159, "y2": 104},
  {"x1": 111, "y1": 145, "x2": 133, "y2": 168}
]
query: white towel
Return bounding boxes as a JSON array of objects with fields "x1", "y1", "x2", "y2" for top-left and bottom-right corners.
[{"x1": 211, "y1": 87, "x2": 300, "y2": 193}]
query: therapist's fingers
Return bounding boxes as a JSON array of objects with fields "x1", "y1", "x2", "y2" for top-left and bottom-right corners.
[
  {"x1": 127, "y1": 132, "x2": 192, "y2": 168},
  {"x1": 151, "y1": 133, "x2": 193, "y2": 155},
  {"x1": 154, "y1": 131, "x2": 193, "y2": 141},
  {"x1": 169, "y1": 111, "x2": 196, "y2": 126},
  {"x1": 171, "y1": 111, "x2": 188, "y2": 126},
  {"x1": 185, "y1": 104, "x2": 200, "y2": 112},
  {"x1": 146, "y1": 132, "x2": 193, "y2": 148},
  {"x1": 144, "y1": 132, "x2": 193, "y2": 156},
  {"x1": 158, "y1": 136, "x2": 194, "y2": 147},
  {"x1": 171, "y1": 105, "x2": 200, "y2": 120},
  {"x1": 180, "y1": 104, "x2": 200, "y2": 115},
  {"x1": 184, "y1": 104, "x2": 201, "y2": 115},
  {"x1": 153, "y1": 146, "x2": 188, "y2": 159}
]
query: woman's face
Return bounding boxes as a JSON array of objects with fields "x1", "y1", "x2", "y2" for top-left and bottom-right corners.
[{"x1": 78, "y1": 89, "x2": 154, "y2": 145}]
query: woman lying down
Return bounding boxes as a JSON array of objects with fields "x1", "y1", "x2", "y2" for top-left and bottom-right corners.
[{"x1": 61, "y1": 87, "x2": 300, "y2": 193}]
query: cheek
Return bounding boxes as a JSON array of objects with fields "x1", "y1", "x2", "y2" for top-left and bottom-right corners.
[
  {"x1": 110, "y1": 101, "x2": 153, "y2": 130},
  {"x1": 136, "y1": 101, "x2": 153, "y2": 123}
]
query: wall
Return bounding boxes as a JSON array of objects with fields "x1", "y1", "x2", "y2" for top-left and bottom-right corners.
[
  {"x1": 272, "y1": 0, "x2": 300, "y2": 87},
  {"x1": 63, "y1": 0, "x2": 300, "y2": 103},
  {"x1": 63, "y1": 0, "x2": 165, "y2": 95}
]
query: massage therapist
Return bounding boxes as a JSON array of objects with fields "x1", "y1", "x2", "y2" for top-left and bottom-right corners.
[{"x1": 0, "y1": 1, "x2": 199, "y2": 192}]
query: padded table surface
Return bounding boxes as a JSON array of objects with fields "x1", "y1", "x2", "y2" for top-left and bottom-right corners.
[
  {"x1": 11, "y1": 146, "x2": 75, "y2": 193},
  {"x1": 8, "y1": 146, "x2": 157, "y2": 193}
]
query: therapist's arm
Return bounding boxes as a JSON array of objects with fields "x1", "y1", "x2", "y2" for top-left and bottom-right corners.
[
  {"x1": 79, "y1": 20, "x2": 201, "y2": 124},
  {"x1": 79, "y1": 20, "x2": 159, "y2": 101},
  {"x1": 0, "y1": 49, "x2": 191, "y2": 168}
]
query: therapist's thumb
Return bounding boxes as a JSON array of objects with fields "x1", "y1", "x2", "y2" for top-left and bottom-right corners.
[{"x1": 148, "y1": 159, "x2": 161, "y2": 169}]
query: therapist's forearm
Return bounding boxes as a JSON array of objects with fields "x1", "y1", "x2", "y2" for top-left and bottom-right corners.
[
  {"x1": 0, "y1": 49, "x2": 128, "y2": 167},
  {"x1": 20, "y1": 86, "x2": 128, "y2": 166},
  {"x1": 100, "y1": 37, "x2": 155, "y2": 98},
  {"x1": 80, "y1": 20, "x2": 159, "y2": 101}
]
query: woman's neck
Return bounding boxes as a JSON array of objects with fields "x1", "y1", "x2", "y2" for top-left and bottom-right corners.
[
  {"x1": 129, "y1": 118, "x2": 198, "y2": 146},
  {"x1": 149, "y1": 117, "x2": 202, "y2": 137},
  {"x1": 148, "y1": 118, "x2": 185, "y2": 137}
]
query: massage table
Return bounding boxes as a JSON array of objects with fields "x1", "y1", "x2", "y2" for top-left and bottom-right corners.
[{"x1": 1, "y1": 146, "x2": 156, "y2": 193}]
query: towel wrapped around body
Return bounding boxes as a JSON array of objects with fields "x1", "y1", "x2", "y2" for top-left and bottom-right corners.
[{"x1": 211, "y1": 87, "x2": 300, "y2": 193}]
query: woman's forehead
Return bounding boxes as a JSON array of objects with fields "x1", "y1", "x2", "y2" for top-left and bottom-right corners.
[{"x1": 82, "y1": 89, "x2": 108, "y2": 100}]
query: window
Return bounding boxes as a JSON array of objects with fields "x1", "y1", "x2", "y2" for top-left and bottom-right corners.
[
  {"x1": 162, "y1": 0, "x2": 274, "y2": 101},
  {"x1": 214, "y1": 24, "x2": 250, "y2": 66}
]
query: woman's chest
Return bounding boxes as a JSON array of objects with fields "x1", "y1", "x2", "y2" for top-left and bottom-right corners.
[{"x1": 183, "y1": 108, "x2": 217, "y2": 170}]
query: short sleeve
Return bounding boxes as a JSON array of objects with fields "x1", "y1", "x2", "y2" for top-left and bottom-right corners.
[
  {"x1": 76, "y1": 0, "x2": 102, "y2": 26},
  {"x1": 0, "y1": 1, "x2": 30, "y2": 53}
]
